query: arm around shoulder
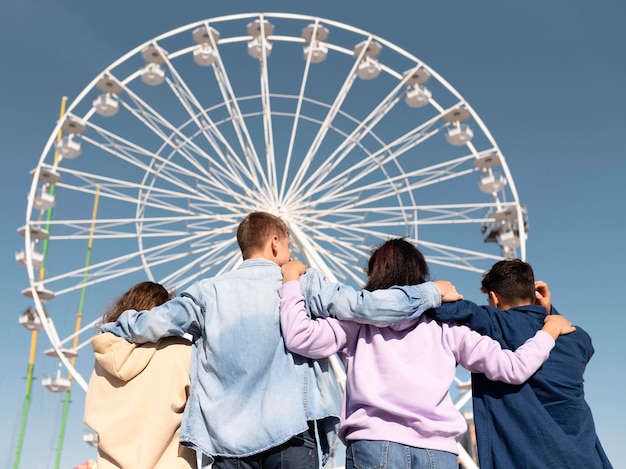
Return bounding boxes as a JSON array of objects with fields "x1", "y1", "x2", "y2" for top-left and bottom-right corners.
[
  {"x1": 100, "y1": 293, "x2": 203, "y2": 343},
  {"x1": 430, "y1": 299, "x2": 494, "y2": 334},
  {"x1": 301, "y1": 267, "x2": 445, "y2": 326}
]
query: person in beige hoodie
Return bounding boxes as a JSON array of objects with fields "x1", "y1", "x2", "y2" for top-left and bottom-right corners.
[{"x1": 83, "y1": 281, "x2": 197, "y2": 469}]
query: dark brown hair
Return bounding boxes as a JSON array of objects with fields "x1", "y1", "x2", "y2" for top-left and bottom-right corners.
[
  {"x1": 480, "y1": 259, "x2": 536, "y2": 304},
  {"x1": 364, "y1": 238, "x2": 430, "y2": 291},
  {"x1": 236, "y1": 212, "x2": 290, "y2": 259},
  {"x1": 102, "y1": 281, "x2": 171, "y2": 323}
]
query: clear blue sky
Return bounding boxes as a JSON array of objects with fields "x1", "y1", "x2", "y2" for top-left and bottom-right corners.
[{"x1": 1, "y1": 1, "x2": 625, "y2": 468}]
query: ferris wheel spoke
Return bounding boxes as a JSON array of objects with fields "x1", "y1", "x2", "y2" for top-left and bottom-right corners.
[
  {"x1": 59, "y1": 319, "x2": 101, "y2": 350},
  {"x1": 296, "y1": 204, "x2": 469, "y2": 228},
  {"x1": 166, "y1": 144, "x2": 259, "y2": 208},
  {"x1": 299, "y1": 127, "x2": 440, "y2": 202},
  {"x1": 159, "y1": 65, "x2": 266, "y2": 191},
  {"x1": 210, "y1": 51, "x2": 270, "y2": 192},
  {"x1": 291, "y1": 223, "x2": 368, "y2": 285},
  {"x1": 81, "y1": 124, "x2": 236, "y2": 198},
  {"x1": 286, "y1": 34, "x2": 402, "y2": 201},
  {"x1": 41, "y1": 232, "x2": 205, "y2": 283},
  {"x1": 297, "y1": 212, "x2": 503, "y2": 274},
  {"x1": 76, "y1": 134, "x2": 261, "y2": 211},
  {"x1": 158, "y1": 238, "x2": 232, "y2": 286},
  {"x1": 302, "y1": 108, "x2": 460, "y2": 201},
  {"x1": 310, "y1": 153, "x2": 477, "y2": 207},
  {"x1": 52, "y1": 175, "x2": 195, "y2": 216},
  {"x1": 292, "y1": 212, "x2": 396, "y2": 243},
  {"x1": 115, "y1": 88, "x2": 219, "y2": 179},
  {"x1": 279, "y1": 22, "x2": 323, "y2": 201},
  {"x1": 284, "y1": 56, "x2": 362, "y2": 201},
  {"x1": 119, "y1": 81, "x2": 253, "y2": 189},
  {"x1": 164, "y1": 240, "x2": 242, "y2": 290},
  {"x1": 326, "y1": 202, "x2": 514, "y2": 225},
  {"x1": 34, "y1": 218, "x2": 187, "y2": 241},
  {"x1": 292, "y1": 80, "x2": 409, "y2": 199},
  {"x1": 39, "y1": 230, "x2": 233, "y2": 297},
  {"x1": 412, "y1": 238, "x2": 504, "y2": 272},
  {"x1": 257, "y1": 35, "x2": 278, "y2": 199},
  {"x1": 91, "y1": 89, "x2": 227, "y2": 185}
]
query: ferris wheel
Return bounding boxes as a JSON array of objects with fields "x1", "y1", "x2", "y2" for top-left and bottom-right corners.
[{"x1": 17, "y1": 12, "x2": 526, "y2": 467}]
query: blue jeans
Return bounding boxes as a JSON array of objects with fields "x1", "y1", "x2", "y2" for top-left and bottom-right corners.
[
  {"x1": 346, "y1": 440, "x2": 457, "y2": 469},
  {"x1": 207, "y1": 425, "x2": 318, "y2": 469}
]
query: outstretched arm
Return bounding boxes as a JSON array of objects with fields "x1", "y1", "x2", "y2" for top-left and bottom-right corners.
[
  {"x1": 455, "y1": 314, "x2": 575, "y2": 385},
  {"x1": 100, "y1": 288, "x2": 203, "y2": 343},
  {"x1": 294, "y1": 262, "x2": 462, "y2": 327},
  {"x1": 429, "y1": 299, "x2": 497, "y2": 336}
]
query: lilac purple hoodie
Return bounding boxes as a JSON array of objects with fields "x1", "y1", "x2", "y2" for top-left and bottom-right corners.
[{"x1": 278, "y1": 281, "x2": 556, "y2": 455}]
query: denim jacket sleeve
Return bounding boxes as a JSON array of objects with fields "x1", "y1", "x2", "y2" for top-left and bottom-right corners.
[
  {"x1": 99, "y1": 286, "x2": 204, "y2": 343},
  {"x1": 299, "y1": 268, "x2": 442, "y2": 327}
]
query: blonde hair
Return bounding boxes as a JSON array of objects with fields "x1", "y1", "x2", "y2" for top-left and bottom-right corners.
[{"x1": 236, "y1": 212, "x2": 289, "y2": 259}]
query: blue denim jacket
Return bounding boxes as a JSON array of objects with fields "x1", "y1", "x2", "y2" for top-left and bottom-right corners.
[{"x1": 100, "y1": 259, "x2": 441, "y2": 463}]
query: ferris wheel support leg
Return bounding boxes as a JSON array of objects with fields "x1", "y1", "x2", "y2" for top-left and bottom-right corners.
[
  {"x1": 12, "y1": 331, "x2": 39, "y2": 469},
  {"x1": 457, "y1": 443, "x2": 479, "y2": 469},
  {"x1": 287, "y1": 221, "x2": 337, "y2": 282}
]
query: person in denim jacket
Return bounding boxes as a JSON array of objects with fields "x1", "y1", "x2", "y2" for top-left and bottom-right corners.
[{"x1": 101, "y1": 212, "x2": 462, "y2": 469}]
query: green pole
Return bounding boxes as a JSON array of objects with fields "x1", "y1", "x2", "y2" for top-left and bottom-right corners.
[
  {"x1": 54, "y1": 185, "x2": 100, "y2": 469},
  {"x1": 12, "y1": 335, "x2": 38, "y2": 469},
  {"x1": 12, "y1": 97, "x2": 67, "y2": 469},
  {"x1": 54, "y1": 390, "x2": 72, "y2": 469}
]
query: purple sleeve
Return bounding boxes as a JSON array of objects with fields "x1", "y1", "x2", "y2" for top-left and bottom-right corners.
[
  {"x1": 448, "y1": 324, "x2": 555, "y2": 385},
  {"x1": 278, "y1": 280, "x2": 351, "y2": 359}
]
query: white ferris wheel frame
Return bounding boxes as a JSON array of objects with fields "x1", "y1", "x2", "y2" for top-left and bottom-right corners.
[{"x1": 19, "y1": 12, "x2": 527, "y2": 467}]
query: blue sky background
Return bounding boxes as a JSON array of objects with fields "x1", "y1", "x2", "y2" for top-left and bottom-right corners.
[{"x1": 1, "y1": 1, "x2": 625, "y2": 468}]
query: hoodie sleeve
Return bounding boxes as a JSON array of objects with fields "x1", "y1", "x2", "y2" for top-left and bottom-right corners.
[
  {"x1": 279, "y1": 280, "x2": 350, "y2": 358},
  {"x1": 449, "y1": 324, "x2": 555, "y2": 385}
]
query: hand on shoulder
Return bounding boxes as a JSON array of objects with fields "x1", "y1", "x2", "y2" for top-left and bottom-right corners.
[
  {"x1": 434, "y1": 280, "x2": 463, "y2": 302},
  {"x1": 542, "y1": 314, "x2": 576, "y2": 340},
  {"x1": 281, "y1": 259, "x2": 308, "y2": 283}
]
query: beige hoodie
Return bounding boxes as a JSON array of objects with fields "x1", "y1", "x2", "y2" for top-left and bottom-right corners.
[{"x1": 83, "y1": 333, "x2": 196, "y2": 469}]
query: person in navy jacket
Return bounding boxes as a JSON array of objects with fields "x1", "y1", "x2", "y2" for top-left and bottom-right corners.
[{"x1": 430, "y1": 259, "x2": 612, "y2": 469}]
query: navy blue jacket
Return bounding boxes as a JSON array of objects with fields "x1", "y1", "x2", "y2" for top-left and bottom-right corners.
[{"x1": 430, "y1": 302, "x2": 612, "y2": 468}]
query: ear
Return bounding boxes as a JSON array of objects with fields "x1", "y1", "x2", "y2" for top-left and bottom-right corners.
[
  {"x1": 270, "y1": 235, "x2": 279, "y2": 257},
  {"x1": 488, "y1": 291, "x2": 500, "y2": 308}
]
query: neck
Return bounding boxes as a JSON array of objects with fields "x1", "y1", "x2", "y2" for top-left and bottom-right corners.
[{"x1": 503, "y1": 300, "x2": 532, "y2": 310}]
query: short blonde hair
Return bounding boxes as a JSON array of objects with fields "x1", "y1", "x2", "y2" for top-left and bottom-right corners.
[{"x1": 236, "y1": 212, "x2": 289, "y2": 259}]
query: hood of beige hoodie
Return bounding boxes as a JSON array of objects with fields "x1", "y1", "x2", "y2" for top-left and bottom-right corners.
[{"x1": 91, "y1": 332, "x2": 158, "y2": 382}]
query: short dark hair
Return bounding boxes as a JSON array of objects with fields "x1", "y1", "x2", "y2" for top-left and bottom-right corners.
[
  {"x1": 481, "y1": 259, "x2": 536, "y2": 304},
  {"x1": 364, "y1": 238, "x2": 430, "y2": 291},
  {"x1": 236, "y1": 212, "x2": 290, "y2": 259},
  {"x1": 103, "y1": 281, "x2": 171, "y2": 323}
]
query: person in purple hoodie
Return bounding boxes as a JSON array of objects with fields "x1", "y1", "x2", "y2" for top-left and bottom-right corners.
[{"x1": 278, "y1": 239, "x2": 575, "y2": 469}]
